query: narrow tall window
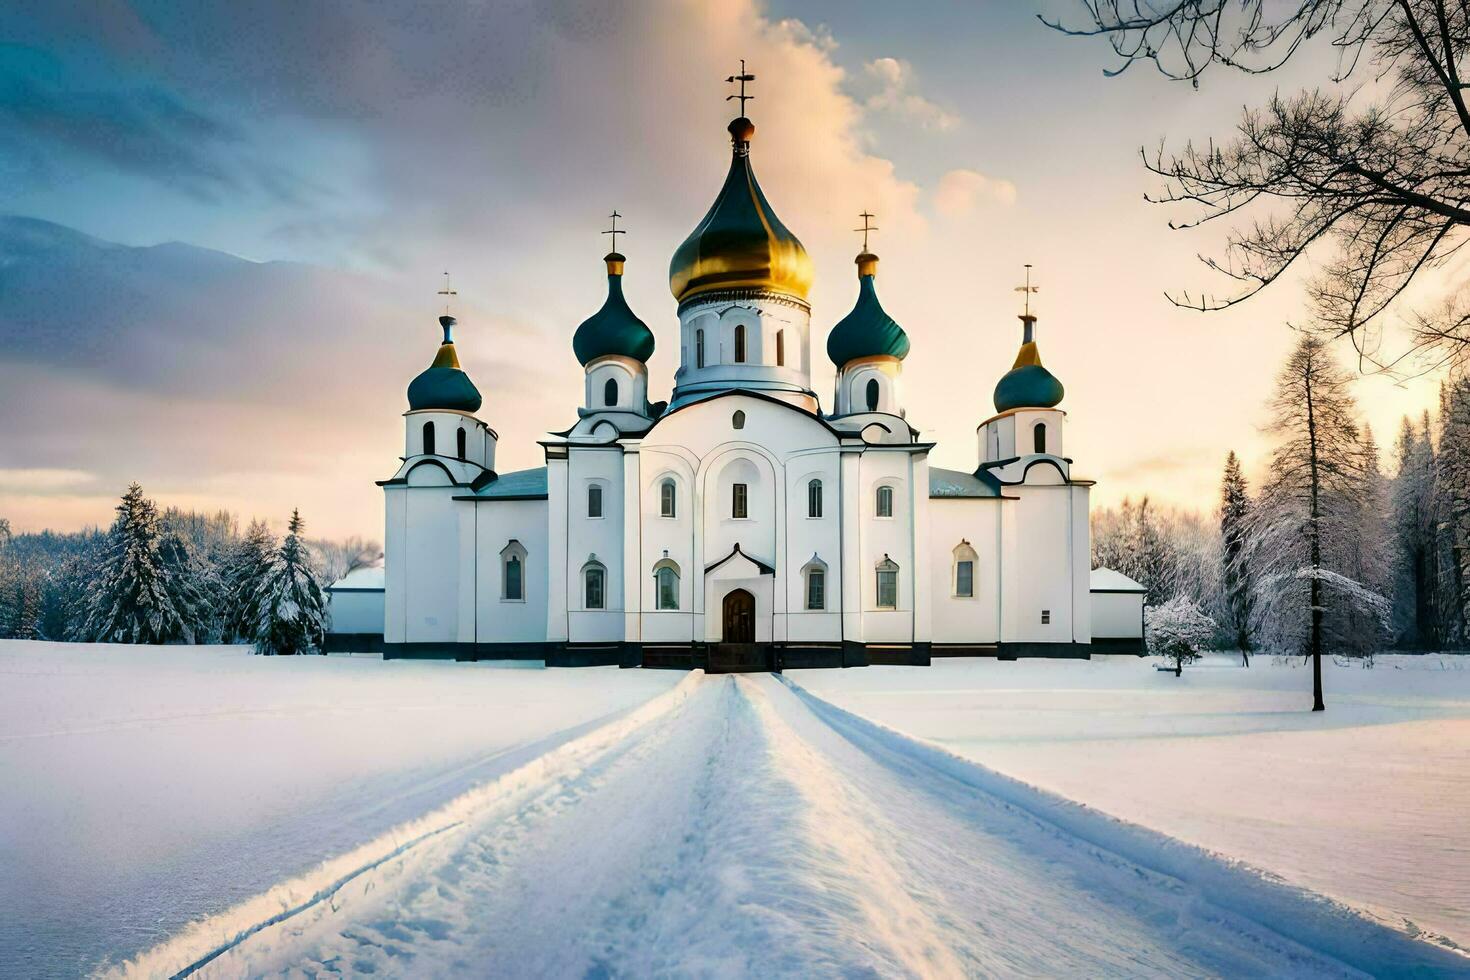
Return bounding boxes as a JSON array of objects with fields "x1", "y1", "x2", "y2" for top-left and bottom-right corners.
[
  {"x1": 732, "y1": 482, "x2": 748, "y2": 519},
  {"x1": 876, "y1": 485, "x2": 894, "y2": 518},
  {"x1": 584, "y1": 564, "x2": 605, "y2": 609},
  {"x1": 732, "y1": 410, "x2": 745, "y2": 429},
  {"x1": 807, "y1": 567, "x2": 825, "y2": 610},
  {"x1": 660, "y1": 479, "x2": 676, "y2": 518},
  {"x1": 422, "y1": 421, "x2": 436, "y2": 456},
  {"x1": 876, "y1": 557, "x2": 899, "y2": 609},
  {"x1": 696, "y1": 328, "x2": 705, "y2": 368},
  {"x1": 866, "y1": 378, "x2": 880, "y2": 412},
  {"x1": 955, "y1": 561, "x2": 974, "y2": 598},
  {"x1": 505, "y1": 554, "x2": 523, "y2": 600},
  {"x1": 588, "y1": 484, "x2": 603, "y2": 518},
  {"x1": 776, "y1": 329, "x2": 785, "y2": 366},
  {"x1": 734, "y1": 323, "x2": 746, "y2": 363},
  {"x1": 654, "y1": 561, "x2": 680, "y2": 611},
  {"x1": 807, "y1": 479, "x2": 823, "y2": 518},
  {"x1": 456, "y1": 427, "x2": 467, "y2": 460},
  {"x1": 604, "y1": 378, "x2": 619, "y2": 407},
  {"x1": 1033, "y1": 421, "x2": 1047, "y2": 454}
]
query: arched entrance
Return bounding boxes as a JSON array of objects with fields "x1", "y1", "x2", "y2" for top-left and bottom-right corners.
[{"x1": 722, "y1": 589, "x2": 755, "y2": 643}]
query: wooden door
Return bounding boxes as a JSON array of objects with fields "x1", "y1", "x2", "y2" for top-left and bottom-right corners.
[{"x1": 722, "y1": 589, "x2": 755, "y2": 643}]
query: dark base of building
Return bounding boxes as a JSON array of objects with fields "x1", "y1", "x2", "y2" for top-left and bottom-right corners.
[
  {"x1": 323, "y1": 632, "x2": 384, "y2": 654},
  {"x1": 371, "y1": 638, "x2": 1116, "y2": 670}
]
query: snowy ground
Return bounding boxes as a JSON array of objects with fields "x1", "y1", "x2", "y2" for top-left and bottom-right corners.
[
  {"x1": 4, "y1": 644, "x2": 1467, "y2": 978},
  {"x1": 0, "y1": 642, "x2": 679, "y2": 978},
  {"x1": 799, "y1": 653, "x2": 1470, "y2": 953}
]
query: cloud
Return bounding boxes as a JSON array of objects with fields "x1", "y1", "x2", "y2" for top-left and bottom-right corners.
[
  {"x1": 933, "y1": 168, "x2": 1018, "y2": 216},
  {"x1": 862, "y1": 57, "x2": 959, "y2": 131},
  {"x1": 0, "y1": 468, "x2": 94, "y2": 492}
]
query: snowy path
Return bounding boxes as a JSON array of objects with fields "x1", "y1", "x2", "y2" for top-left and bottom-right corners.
[{"x1": 121, "y1": 672, "x2": 1467, "y2": 978}]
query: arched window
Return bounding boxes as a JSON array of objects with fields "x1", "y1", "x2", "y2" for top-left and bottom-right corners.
[
  {"x1": 952, "y1": 540, "x2": 978, "y2": 598},
  {"x1": 776, "y1": 329, "x2": 785, "y2": 367},
  {"x1": 1033, "y1": 421, "x2": 1047, "y2": 454},
  {"x1": 732, "y1": 482, "x2": 748, "y2": 519},
  {"x1": 653, "y1": 558, "x2": 680, "y2": 610},
  {"x1": 660, "y1": 479, "x2": 676, "y2": 518},
  {"x1": 802, "y1": 556, "x2": 827, "y2": 611},
  {"x1": 696, "y1": 328, "x2": 705, "y2": 368},
  {"x1": 732, "y1": 410, "x2": 745, "y2": 429},
  {"x1": 604, "y1": 377, "x2": 619, "y2": 407},
  {"x1": 500, "y1": 540, "x2": 527, "y2": 601},
  {"x1": 588, "y1": 484, "x2": 603, "y2": 518},
  {"x1": 422, "y1": 420, "x2": 436, "y2": 457},
  {"x1": 866, "y1": 378, "x2": 880, "y2": 412},
  {"x1": 876, "y1": 556, "x2": 899, "y2": 609},
  {"x1": 583, "y1": 560, "x2": 606, "y2": 610},
  {"x1": 734, "y1": 323, "x2": 746, "y2": 363},
  {"x1": 875, "y1": 485, "x2": 894, "y2": 518},
  {"x1": 807, "y1": 479, "x2": 823, "y2": 518},
  {"x1": 456, "y1": 427, "x2": 467, "y2": 460}
]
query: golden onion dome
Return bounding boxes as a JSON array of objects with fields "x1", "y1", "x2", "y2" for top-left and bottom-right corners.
[{"x1": 668, "y1": 117, "x2": 814, "y2": 306}]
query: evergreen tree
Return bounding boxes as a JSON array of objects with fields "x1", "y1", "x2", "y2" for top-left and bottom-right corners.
[
  {"x1": 221, "y1": 519, "x2": 277, "y2": 643},
  {"x1": 156, "y1": 527, "x2": 217, "y2": 644},
  {"x1": 1389, "y1": 417, "x2": 1437, "y2": 648},
  {"x1": 1247, "y1": 335, "x2": 1388, "y2": 710},
  {"x1": 1436, "y1": 378, "x2": 1470, "y2": 646},
  {"x1": 253, "y1": 509, "x2": 326, "y2": 656},
  {"x1": 1219, "y1": 451, "x2": 1253, "y2": 664},
  {"x1": 77, "y1": 484, "x2": 191, "y2": 644}
]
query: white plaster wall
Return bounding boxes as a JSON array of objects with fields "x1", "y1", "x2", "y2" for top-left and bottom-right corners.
[
  {"x1": 584, "y1": 356, "x2": 647, "y2": 414},
  {"x1": 836, "y1": 358, "x2": 902, "y2": 416},
  {"x1": 857, "y1": 450, "x2": 918, "y2": 644},
  {"x1": 564, "y1": 447, "x2": 625, "y2": 643},
  {"x1": 398, "y1": 468, "x2": 460, "y2": 644},
  {"x1": 928, "y1": 499, "x2": 1003, "y2": 644},
  {"x1": 1092, "y1": 591, "x2": 1144, "y2": 639},
  {"x1": 545, "y1": 457, "x2": 569, "y2": 643},
  {"x1": 1005, "y1": 484, "x2": 1076, "y2": 643},
  {"x1": 404, "y1": 409, "x2": 495, "y2": 470},
  {"x1": 474, "y1": 499, "x2": 550, "y2": 644},
  {"x1": 673, "y1": 298, "x2": 815, "y2": 409},
  {"x1": 783, "y1": 449, "x2": 844, "y2": 644}
]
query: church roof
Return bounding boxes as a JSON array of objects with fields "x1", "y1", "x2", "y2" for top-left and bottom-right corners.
[
  {"x1": 993, "y1": 316, "x2": 1063, "y2": 414},
  {"x1": 469, "y1": 466, "x2": 549, "y2": 499},
  {"x1": 668, "y1": 117, "x2": 813, "y2": 306},
  {"x1": 573, "y1": 253, "x2": 655, "y2": 365},
  {"x1": 928, "y1": 466, "x2": 1002, "y2": 498},
  {"x1": 408, "y1": 315, "x2": 483, "y2": 413},
  {"x1": 1090, "y1": 567, "x2": 1147, "y2": 593},
  {"x1": 827, "y1": 253, "x2": 909, "y2": 367}
]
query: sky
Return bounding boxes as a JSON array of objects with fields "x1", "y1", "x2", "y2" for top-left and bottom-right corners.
[{"x1": 0, "y1": 0, "x2": 1450, "y2": 541}]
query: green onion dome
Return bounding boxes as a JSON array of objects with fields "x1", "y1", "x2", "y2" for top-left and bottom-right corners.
[
  {"x1": 993, "y1": 315, "x2": 1064, "y2": 413},
  {"x1": 827, "y1": 252, "x2": 910, "y2": 367},
  {"x1": 573, "y1": 253, "x2": 655, "y2": 365},
  {"x1": 407, "y1": 315, "x2": 483, "y2": 412},
  {"x1": 669, "y1": 117, "x2": 814, "y2": 305}
]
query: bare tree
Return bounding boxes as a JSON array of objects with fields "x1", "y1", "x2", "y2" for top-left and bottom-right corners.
[{"x1": 1045, "y1": 1, "x2": 1470, "y2": 372}]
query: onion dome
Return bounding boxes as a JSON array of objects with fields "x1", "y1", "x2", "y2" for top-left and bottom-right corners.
[
  {"x1": 573, "y1": 252, "x2": 655, "y2": 365},
  {"x1": 827, "y1": 251, "x2": 910, "y2": 367},
  {"x1": 407, "y1": 315, "x2": 482, "y2": 413},
  {"x1": 993, "y1": 314, "x2": 1064, "y2": 413},
  {"x1": 668, "y1": 117, "x2": 814, "y2": 305}
]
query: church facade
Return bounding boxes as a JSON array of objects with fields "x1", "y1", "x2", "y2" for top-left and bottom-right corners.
[{"x1": 376, "y1": 113, "x2": 1095, "y2": 670}]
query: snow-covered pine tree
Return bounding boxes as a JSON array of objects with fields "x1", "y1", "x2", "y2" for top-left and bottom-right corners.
[
  {"x1": 1145, "y1": 595, "x2": 1217, "y2": 676},
  {"x1": 1390, "y1": 417, "x2": 1437, "y2": 647},
  {"x1": 252, "y1": 509, "x2": 326, "y2": 656},
  {"x1": 156, "y1": 526, "x2": 216, "y2": 644},
  {"x1": 1246, "y1": 334, "x2": 1388, "y2": 710},
  {"x1": 1219, "y1": 451, "x2": 1253, "y2": 664},
  {"x1": 77, "y1": 483, "x2": 192, "y2": 644},
  {"x1": 1340, "y1": 426, "x2": 1392, "y2": 660},
  {"x1": 221, "y1": 519, "x2": 276, "y2": 643},
  {"x1": 1435, "y1": 378, "x2": 1470, "y2": 647}
]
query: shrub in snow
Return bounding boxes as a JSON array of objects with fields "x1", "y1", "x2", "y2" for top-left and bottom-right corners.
[
  {"x1": 253, "y1": 509, "x2": 326, "y2": 656},
  {"x1": 1146, "y1": 596, "x2": 1218, "y2": 676}
]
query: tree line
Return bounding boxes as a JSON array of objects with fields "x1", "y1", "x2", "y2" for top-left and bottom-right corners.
[{"x1": 0, "y1": 484, "x2": 380, "y2": 655}]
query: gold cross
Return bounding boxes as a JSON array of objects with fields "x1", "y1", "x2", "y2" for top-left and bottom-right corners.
[
  {"x1": 437, "y1": 271, "x2": 457, "y2": 315},
  {"x1": 854, "y1": 211, "x2": 878, "y2": 252},
  {"x1": 726, "y1": 59, "x2": 755, "y2": 115},
  {"x1": 603, "y1": 210, "x2": 625, "y2": 252},
  {"x1": 1014, "y1": 264, "x2": 1038, "y2": 317}
]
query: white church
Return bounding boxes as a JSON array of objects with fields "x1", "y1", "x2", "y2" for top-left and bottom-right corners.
[{"x1": 333, "y1": 106, "x2": 1144, "y2": 670}]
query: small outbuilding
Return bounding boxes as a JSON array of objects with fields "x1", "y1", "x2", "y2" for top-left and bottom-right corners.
[
  {"x1": 1089, "y1": 567, "x2": 1146, "y2": 654},
  {"x1": 325, "y1": 565, "x2": 385, "y2": 653}
]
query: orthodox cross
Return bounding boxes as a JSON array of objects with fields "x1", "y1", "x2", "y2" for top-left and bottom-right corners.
[
  {"x1": 854, "y1": 211, "x2": 878, "y2": 252},
  {"x1": 603, "y1": 210, "x2": 625, "y2": 252},
  {"x1": 726, "y1": 59, "x2": 755, "y2": 115},
  {"x1": 1014, "y1": 264, "x2": 1038, "y2": 318},
  {"x1": 437, "y1": 270, "x2": 457, "y2": 315}
]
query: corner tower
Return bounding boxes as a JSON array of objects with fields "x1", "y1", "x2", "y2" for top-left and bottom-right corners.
[{"x1": 667, "y1": 110, "x2": 817, "y2": 412}]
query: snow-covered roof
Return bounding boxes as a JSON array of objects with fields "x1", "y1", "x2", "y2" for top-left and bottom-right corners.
[
  {"x1": 472, "y1": 466, "x2": 549, "y2": 499},
  {"x1": 928, "y1": 466, "x2": 1002, "y2": 498},
  {"x1": 1090, "y1": 567, "x2": 1146, "y2": 593},
  {"x1": 329, "y1": 565, "x2": 385, "y2": 592}
]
